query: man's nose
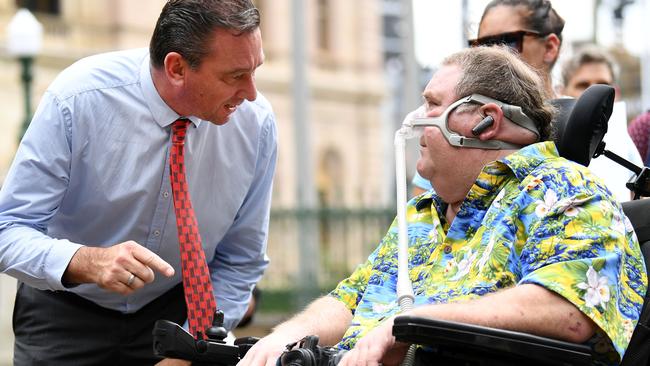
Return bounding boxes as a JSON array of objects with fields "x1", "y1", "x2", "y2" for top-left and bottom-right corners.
[{"x1": 238, "y1": 75, "x2": 257, "y2": 101}]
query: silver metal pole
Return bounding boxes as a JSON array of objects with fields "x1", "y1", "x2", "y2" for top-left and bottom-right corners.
[
  {"x1": 642, "y1": 0, "x2": 650, "y2": 111},
  {"x1": 400, "y1": 0, "x2": 418, "y2": 115},
  {"x1": 400, "y1": 0, "x2": 420, "y2": 182},
  {"x1": 292, "y1": 0, "x2": 319, "y2": 307}
]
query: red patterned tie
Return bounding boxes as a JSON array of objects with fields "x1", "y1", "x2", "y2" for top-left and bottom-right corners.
[{"x1": 169, "y1": 119, "x2": 216, "y2": 339}]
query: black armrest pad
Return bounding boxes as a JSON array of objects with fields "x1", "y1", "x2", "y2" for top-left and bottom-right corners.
[{"x1": 392, "y1": 315, "x2": 592, "y2": 366}]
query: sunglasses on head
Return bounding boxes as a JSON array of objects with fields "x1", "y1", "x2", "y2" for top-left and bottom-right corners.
[{"x1": 468, "y1": 30, "x2": 549, "y2": 53}]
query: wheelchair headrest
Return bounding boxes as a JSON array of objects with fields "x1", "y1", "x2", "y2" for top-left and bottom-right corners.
[{"x1": 553, "y1": 84, "x2": 615, "y2": 166}]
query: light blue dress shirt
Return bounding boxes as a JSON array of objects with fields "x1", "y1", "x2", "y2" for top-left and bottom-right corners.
[{"x1": 0, "y1": 48, "x2": 277, "y2": 330}]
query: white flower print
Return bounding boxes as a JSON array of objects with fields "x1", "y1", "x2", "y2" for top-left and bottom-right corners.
[
  {"x1": 555, "y1": 196, "x2": 589, "y2": 217},
  {"x1": 535, "y1": 190, "x2": 558, "y2": 217},
  {"x1": 492, "y1": 189, "x2": 506, "y2": 208},
  {"x1": 428, "y1": 228, "x2": 438, "y2": 242},
  {"x1": 576, "y1": 266, "x2": 610, "y2": 308},
  {"x1": 612, "y1": 211, "x2": 626, "y2": 235},
  {"x1": 477, "y1": 237, "x2": 496, "y2": 270},
  {"x1": 624, "y1": 216, "x2": 634, "y2": 233},
  {"x1": 450, "y1": 250, "x2": 478, "y2": 281},
  {"x1": 372, "y1": 302, "x2": 394, "y2": 314}
]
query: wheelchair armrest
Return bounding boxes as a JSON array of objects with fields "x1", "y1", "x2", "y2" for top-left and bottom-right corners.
[{"x1": 392, "y1": 315, "x2": 593, "y2": 366}]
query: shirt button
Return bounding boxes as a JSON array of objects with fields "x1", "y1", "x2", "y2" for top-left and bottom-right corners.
[
  {"x1": 163, "y1": 191, "x2": 170, "y2": 198},
  {"x1": 443, "y1": 246, "x2": 452, "y2": 254},
  {"x1": 154, "y1": 230, "x2": 161, "y2": 237}
]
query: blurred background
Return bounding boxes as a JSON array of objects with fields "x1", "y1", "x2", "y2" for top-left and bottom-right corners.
[{"x1": 0, "y1": 0, "x2": 648, "y2": 363}]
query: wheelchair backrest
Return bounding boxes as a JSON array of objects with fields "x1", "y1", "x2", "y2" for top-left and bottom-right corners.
[{"x1": 552, "y1": 84, "x2": 614, "y2": 167}]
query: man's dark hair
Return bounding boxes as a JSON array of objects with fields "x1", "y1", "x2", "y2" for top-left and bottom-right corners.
[
  {"x1": 482, "y1": 0, "x2": 565, "y2": 42},
  {"x1": 149, "y1": 0, "x2": 260, "y2": 69}
]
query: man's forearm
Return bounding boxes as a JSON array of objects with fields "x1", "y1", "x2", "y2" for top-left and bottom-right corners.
[
  {"x1": 273, "y1": 295, "x2": 352, "y2": 346},
  {"x1": 408, "y1": 284, "x2": 596, "y2": 343}
]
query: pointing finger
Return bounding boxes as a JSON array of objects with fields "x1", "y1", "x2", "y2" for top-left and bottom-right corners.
[{"x1": 132, "y1": 246, "x2": 175, "y2": 277}]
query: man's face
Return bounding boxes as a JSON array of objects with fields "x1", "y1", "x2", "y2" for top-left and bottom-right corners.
[
  {"x1": 563, "y1": 62, "x2": 614, "y2": 98},
  {"x1": 416, "y1": 65, "x2": 487, "y2": 203},
  {"x1": 182, "y1": 27, "x2": 264, "y2": 125}
]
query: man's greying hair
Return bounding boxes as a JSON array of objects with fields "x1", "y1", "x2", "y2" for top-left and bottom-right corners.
[
  {"x1": 482, "y1": 0, "x2": 565, "y2": 42},
  {"x1": 561, "y1": 45, "x2": 619, "y2": 87},
  {"x1": 443, "y1": 46, "x2": 555, "y2": 141},
  {"x1": 150, "y1": 0, "x2": 260, "y2": 69}
]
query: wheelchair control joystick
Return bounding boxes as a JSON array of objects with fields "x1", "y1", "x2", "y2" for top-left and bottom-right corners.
[
  {"x1": 205, "y1": 310, "x2": 228, "y2": 343},
  {"x1": 153, "y1": 309, "x2": 244, "y2": 365}
]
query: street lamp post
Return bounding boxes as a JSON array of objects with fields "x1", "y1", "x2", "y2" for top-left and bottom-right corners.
[{"x1": 7, "y1": 8, "x2": 43, "y2": 142}]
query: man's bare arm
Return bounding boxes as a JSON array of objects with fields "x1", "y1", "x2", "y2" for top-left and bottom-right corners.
[
  {"x1": 238, "y1": 295, "x2": 352, "y2": 366},
  {"x1": 339, "y1": 284, "x2": 596, "y2": 366},
  {"x1": 409, "y1": 283, "x2": 596, "y2": 343}
]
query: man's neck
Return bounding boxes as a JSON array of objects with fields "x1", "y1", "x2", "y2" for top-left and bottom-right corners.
[{"x1": 445, "y1": 202, "x2": 462, "y2": 225}]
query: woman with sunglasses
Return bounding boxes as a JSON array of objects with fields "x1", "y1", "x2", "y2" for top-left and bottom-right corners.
[{"x1": 470, "y1": 0, "x2": 565, "y2": 98}]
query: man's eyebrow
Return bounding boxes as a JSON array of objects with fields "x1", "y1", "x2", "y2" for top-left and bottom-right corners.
[
  {"x1": 227, "y1": 60, "x2": 265, "y2": 75},
  {"x1": 422, "y1": 91, "x2": 439, "y2": 104}
]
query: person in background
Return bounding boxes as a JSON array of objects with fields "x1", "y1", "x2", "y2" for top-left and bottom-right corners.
[
  {"x1": 559, "y1": 45, "x2": 643, "y2": 201},
  {"x1": 0, "y1": 1, "x2": 277, "y2": 365},
  {"x1": 239, "y1": 46, "x2": 646, "y2": 366},
  {"x1": 628, "y1": 110, "x2": 650, "y2": 166},
  {"x1": 560, "y1": 45, "x2": 619, "y2": 98}
]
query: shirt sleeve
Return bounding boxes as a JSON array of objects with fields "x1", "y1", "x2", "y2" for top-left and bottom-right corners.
[
  {"x1": 0, "y1": 91, "x2": 83, "y2": 290},
  {"x1": 517, "y1": 186, "x2": 647, "y2": 362},
  {"x1": 207, "y1": 111, "x2": 277, "y2": 330},
  {"x1": 329, "y1": 220, "x2": 398, "y2": 314}
]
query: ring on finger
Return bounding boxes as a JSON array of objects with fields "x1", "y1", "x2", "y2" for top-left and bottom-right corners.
[{"x1": 126, "y1": 273, "x2": 136, "y2": 287}]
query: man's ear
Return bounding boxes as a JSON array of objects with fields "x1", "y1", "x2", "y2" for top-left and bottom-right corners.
[
  {"x1": 163, "y1": 52, "x2": 187, "y2": 87},
  {"x1": 543, "y1": 33, "x2": 561, "y2": 66},
  {"x1": 474, "y1": 104, "x2": 503, "y2": 140}
]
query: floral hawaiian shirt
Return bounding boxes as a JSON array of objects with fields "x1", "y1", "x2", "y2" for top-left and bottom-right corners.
[{"x1": 330, "y1": 141, "x2": 647, "y2": 365}]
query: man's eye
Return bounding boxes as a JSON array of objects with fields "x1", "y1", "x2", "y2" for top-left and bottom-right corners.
[{"x1": 425, "y1": 101, "x2": 438, "y2": 111}]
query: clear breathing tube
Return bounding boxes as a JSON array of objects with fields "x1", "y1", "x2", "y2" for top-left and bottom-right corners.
[{"x1": 394, "y1": 107, "x2": 425, "y2": 366}]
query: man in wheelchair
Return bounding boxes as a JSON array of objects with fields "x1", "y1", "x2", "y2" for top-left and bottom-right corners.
[{"x1": 238, "y1": 46, "x2": 647, "y2": 366}]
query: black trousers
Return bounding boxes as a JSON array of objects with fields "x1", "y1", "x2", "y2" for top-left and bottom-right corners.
[{"x1": 13, "y1": 282, "x2": 187, "y2": 366}]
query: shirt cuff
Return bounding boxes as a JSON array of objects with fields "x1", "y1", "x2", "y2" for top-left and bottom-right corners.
[{"x1": 45, "y1": 241, "x2": 84, "y2": 291}]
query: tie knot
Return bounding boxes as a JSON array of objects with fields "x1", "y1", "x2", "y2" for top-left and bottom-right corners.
[{"x1": 172, "y1": 119, "x2": 191, "y2": 145}]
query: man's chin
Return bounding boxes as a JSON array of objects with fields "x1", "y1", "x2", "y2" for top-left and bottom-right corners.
[{"x1": 206, "y1": 115, "x2": 231, "y2": 125}]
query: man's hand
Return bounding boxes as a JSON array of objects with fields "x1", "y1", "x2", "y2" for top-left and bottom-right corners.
[
  {"x1": 155, "y1": 358, "x2": 191, "y2": 366},
  {"x1": 237, "y1": 333, "x2": 295, "y2": 366},
  {"x1": 338, "y1": 317, "x2": 408, "y2": 366},
  {"x1": 63, "y1": 241, "x2": 175, "y2": 295}
]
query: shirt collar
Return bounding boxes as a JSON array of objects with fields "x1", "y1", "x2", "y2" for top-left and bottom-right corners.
[
  {"x1": 139, "y1": 54, "x2": 202, "y2": 129},
  {"x1": 498, "y1": 141, "x2": 559, "y2": 181},
  {"x1": 415, "y1": 141, "x2": 559, "y2": 211}
]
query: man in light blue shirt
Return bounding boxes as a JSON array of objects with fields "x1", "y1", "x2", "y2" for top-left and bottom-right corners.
[{"x1": 0, "y1": 1, "x2": 276, "y2": 365}]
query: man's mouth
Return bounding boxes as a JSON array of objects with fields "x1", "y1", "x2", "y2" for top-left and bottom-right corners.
[{"x1": 224, "y1": 103, "x2": 238, "y2": 113}]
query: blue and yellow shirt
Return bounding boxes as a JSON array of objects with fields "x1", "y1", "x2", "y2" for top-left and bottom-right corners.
[{"x1": 330, "y1": 141, "x2": 647, "y2": 364}]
